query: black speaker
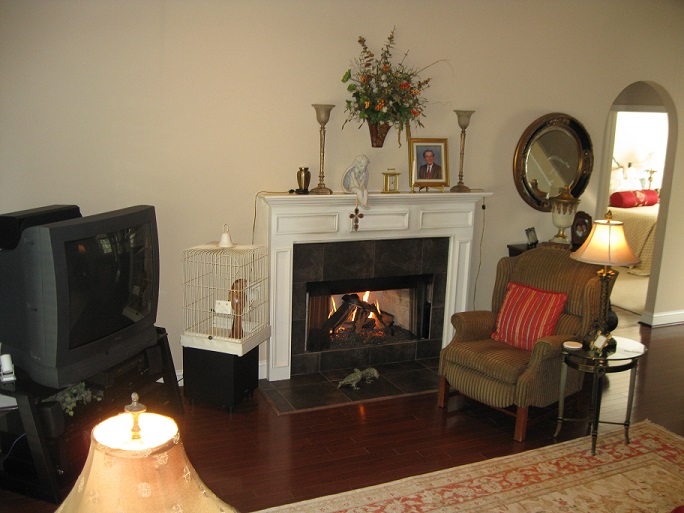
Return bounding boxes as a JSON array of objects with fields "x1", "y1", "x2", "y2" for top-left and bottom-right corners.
[
  {"x1": 38, "y1": 401, "x2": 65, "y2": 439},
  {"x1": 145, "y1": 344, "x2": 164, "y2": 375}
]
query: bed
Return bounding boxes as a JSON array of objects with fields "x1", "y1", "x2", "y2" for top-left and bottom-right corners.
[{"x1": 610, "y1": 204, "x2": 659, "y2": 276}]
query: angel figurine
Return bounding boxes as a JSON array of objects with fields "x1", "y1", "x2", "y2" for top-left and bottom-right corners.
[{"x1": 342, "y1": 155, "x2": 370, "y2": 209}]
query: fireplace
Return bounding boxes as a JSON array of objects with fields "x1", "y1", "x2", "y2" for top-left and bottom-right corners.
[
  {"x1": 256, "y1": 191, "x2": 490, "y2": 381},
  {"x1": 290, "y1": 238, "x2": 447, "y2": 375}
]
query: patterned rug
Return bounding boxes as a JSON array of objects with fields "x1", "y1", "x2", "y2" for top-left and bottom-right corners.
[{"x1": 255, "y1": 421, "x2": 684, "y2": 512}]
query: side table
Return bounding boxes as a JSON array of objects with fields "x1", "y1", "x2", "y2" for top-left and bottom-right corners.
[{"x1": 554, "y1": 336, "x2": 646, "y2": 455}]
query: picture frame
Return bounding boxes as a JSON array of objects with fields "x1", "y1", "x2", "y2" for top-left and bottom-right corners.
[
  {"x1": 571, "y1": 211, "x2": 592, "y2": 249},
  {"x1": 525, "y1": 227, "x2": 538, "y2": 247},
  {"x1": 409, "y1": 138, "x2": 449, "y2": 192}
]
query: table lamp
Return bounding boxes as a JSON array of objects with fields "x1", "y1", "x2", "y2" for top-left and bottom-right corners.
[
  {"x1": 56, "y1": 394, "x2": 239, "y2": 513},
  {"x1": 571, "y1": 211, "x2": 639, "y2": 347}
]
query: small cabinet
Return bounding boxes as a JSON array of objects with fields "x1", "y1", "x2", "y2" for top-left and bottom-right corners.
[{"x1": 182, "y1": 346, "x2": 258, "y2": 411}]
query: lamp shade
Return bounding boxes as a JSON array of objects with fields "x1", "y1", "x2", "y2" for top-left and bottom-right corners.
[
  {"x1": 571, "y1": 216, "x2": 640, "y2": 267},
  {"x1": 56, "y1": 412, "x2": 238, "y2": 513}
]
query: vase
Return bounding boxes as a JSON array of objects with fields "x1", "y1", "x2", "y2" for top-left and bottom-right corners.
[
  {"x1": 368, "y1": 122, "x2": 391, "y2": 148},
  {"x1": 296, "y1": 167, "x2": 311, "y2": 191}
]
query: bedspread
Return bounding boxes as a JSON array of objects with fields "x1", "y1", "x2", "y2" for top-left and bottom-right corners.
[{"x1": 610, "y1": 204, "x2": 658, "y2": 276}]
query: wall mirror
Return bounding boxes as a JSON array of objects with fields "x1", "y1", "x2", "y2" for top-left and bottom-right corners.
[{"x1": 513, "y1": 112, "x2": 593, "y2": 211}]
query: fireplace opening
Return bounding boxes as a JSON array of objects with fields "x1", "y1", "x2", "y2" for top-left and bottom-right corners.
[{"x1": 306, "y1": 274, "x2": 432, "y2": 353}]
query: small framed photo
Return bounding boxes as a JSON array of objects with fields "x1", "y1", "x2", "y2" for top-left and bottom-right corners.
[
  {"x1": 525, "y1": 227, "x2": 538, "y2": 247},
  {"x1": 409, "y1": 138, "x2": 449, "y2": 191}
]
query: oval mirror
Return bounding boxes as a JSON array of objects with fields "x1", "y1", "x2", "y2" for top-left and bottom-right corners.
[{"x1": 513, "y1": 113, "x2": 593, "y2": 211}]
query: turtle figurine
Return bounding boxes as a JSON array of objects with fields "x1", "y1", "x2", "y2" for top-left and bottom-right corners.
[{"x1": 338, "y1": 367, "x2": 380, "y2": 390}]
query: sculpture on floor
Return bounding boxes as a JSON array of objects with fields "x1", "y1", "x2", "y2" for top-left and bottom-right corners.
[{"x1": 338, "y1": 367, "x2": 379, "y2": 390}]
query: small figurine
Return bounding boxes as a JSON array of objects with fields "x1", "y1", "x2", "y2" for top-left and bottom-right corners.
[
  {"x1": 342, "y1": 155, "x2": 370, "y2": 209},
  {"x1": 337, "y1": 367, "x2": 380, "y2": 389}
]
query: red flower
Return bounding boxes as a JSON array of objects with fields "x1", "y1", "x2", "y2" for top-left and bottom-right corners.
[{"x1": 400, "y1": 82, "x2": 411, "y2": 90}]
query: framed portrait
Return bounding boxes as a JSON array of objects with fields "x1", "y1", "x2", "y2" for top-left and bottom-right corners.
[
  {"x1": 409, "y1": 138, "x2": 449, "y2": 191},
  {"x1": 571, "y1": 211, "x2": 592, "y2": 249},
  {"x1": 525, "y1": 227, "x2": 538, "y2": 247}
]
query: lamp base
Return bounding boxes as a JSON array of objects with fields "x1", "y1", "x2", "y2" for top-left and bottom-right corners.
[
  {"x1": 310, "y1": 184, "x2": 333, "y2": 195},
  {"x1": 450, "y1": 183, "x2": 471, "y2": 193}
]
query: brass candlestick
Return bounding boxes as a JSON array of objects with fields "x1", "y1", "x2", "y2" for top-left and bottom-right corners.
[
  {"x1": 310, "y1": 104, "x2": 334, "y2": 195},
  {"x1": 450, "y1": 110, "x2": 475, "y2": 193}
]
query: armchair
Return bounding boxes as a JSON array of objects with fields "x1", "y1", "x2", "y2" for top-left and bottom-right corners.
[{"x1": 438, "y1": 245, "x2": 613, "y2": 442}]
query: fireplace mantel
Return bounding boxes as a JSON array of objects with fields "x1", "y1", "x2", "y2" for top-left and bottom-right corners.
[{"x1": 256, "y1": 191, "x2": 492, "y2": 381}]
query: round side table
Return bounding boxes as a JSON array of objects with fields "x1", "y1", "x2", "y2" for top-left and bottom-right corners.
[{"x1": 553, "y1": 336, "x2": 646, "y2": 455}]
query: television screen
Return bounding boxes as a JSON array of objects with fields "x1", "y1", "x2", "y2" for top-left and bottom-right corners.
[{"x1": 66, "y1": 222, "x2": 154, "y2": 349}]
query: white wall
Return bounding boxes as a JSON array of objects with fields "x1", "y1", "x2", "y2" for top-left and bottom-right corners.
[{"x1": 1, "y1": 0, "x2": 683, "y2": 372}]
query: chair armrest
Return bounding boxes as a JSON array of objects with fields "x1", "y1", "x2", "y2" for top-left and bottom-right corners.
[
  {"x1": 449, "y1": 311, "x2": 497, "y2": 342},
  {"x1": 516, "y1": 334, "x2": 581, "y2": 407},
  {"x1": 529, "y1": 334, "x2": 575, "y2": 363}
]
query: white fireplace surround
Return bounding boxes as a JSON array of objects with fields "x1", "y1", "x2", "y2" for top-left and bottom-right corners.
[{"x1": 256, "y1": 191, "x2": 491, "y2": 381}]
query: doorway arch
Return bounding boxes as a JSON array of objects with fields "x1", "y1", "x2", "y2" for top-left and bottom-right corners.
[{"x1": 599, "y1": 81, "x2": 678, "y2": 326}]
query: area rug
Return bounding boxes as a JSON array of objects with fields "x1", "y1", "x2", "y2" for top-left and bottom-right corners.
[{"x1": 255, "y1": 421, "x2": 684, "y2": 512}]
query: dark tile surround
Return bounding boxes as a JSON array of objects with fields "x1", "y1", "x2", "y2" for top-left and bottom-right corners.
[{"x1": 290, "y1": 238, "x2": 449, "y2": 375}]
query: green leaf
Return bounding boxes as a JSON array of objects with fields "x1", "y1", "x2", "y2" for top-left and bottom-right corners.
[{"x1": 341, "y1": 69, "x2": 351, "y2": 82}]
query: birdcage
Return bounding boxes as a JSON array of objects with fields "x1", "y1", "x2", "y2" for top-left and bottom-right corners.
[{"x1": 181, "y1": 242, "x2": 270, "y2": 355}]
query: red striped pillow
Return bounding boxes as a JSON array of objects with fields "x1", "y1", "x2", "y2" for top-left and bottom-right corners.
[{"x1": 491, "y1": 282, "x2": 567, "y2": 351}]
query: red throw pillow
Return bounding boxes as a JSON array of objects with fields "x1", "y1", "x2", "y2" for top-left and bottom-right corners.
[
  {"x1": 492, "y1": 282, "x2": 568, "y2": 351},
  {"x1": 609, "y1": 189, "x2": 659, "y2": 208}
]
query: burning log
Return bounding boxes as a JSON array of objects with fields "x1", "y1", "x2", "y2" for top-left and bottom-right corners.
[{"x1": 321, "y1": 293, "x2": 394, "y2": 335}]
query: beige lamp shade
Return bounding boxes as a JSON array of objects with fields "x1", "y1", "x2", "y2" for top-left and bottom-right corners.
[
  {"x1": 571, "y1": 215, "x2": 640, "y2": 267},
  {"x1": 56, "y1": 412, "x2": 238, "y2": 513}
]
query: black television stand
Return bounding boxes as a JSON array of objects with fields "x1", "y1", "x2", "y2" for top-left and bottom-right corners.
[{"x1": 0, "y1": 326, "x2": 183, "y2": 503}]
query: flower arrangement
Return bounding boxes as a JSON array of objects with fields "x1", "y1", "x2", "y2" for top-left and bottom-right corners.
[{"x1": 342, "y1": 28, "x2": 432, "y2": 145}]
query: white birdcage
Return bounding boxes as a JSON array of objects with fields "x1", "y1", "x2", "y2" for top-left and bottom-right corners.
[{"x1": 181, "y1": 238, "x2": 270, "y2": 356}]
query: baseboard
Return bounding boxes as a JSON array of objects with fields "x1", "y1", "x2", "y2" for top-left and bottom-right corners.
[{"x1": 641, "y1": 308, "x2": 684, "y2": 327}]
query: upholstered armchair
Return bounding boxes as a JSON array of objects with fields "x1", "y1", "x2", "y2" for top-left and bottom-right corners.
[{"x1": 438, "y1": 245, "x2": 613, "y2": 442}]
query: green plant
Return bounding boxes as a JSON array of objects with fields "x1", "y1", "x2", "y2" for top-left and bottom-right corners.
[
  {"x1": 45, "y1": 382, "x2": 102, "y2": 417},
  {"x1": 342, "y1": 28, "x2": 433, "y2": 143}
]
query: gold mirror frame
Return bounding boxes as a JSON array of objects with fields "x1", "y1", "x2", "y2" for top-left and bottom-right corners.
[{"x1": 513, "y1": 112, "x2": 593, "y2": 212}]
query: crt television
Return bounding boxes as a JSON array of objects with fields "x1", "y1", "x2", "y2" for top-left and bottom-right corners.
[{"x1": 0, "y1": 205, "x2": 160, "y2": 388}]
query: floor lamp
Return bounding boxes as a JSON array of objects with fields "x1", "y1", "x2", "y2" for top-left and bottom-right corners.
[{"x1": 571, "y1": 211, "x2": 639, "y2": 349}]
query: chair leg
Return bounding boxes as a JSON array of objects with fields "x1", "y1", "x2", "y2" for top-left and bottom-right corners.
[
  {"x1": 514, "y1": 406, "x2": 529, "y2": 442},
  {"x1": 437, "y1": 376, "x2": 450, "y2": 408}
]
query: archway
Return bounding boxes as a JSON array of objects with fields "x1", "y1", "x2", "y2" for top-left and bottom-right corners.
[{"x1": 599, "y1": 81, "x2": 678, "y2": 326}]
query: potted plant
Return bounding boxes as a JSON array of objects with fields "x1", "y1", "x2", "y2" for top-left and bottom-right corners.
[{"x1": 342, "y1": 28, "x2": 433, "y2": 147}]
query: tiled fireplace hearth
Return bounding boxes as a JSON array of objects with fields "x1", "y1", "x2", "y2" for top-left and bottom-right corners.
[{"x1": 256, "y1": 191, "x2": 491, "y2": 381}]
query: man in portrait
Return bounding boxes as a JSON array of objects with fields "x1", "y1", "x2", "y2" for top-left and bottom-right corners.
[{"x1": 418, "y1": 149, "x2": 442, "y2": 179}]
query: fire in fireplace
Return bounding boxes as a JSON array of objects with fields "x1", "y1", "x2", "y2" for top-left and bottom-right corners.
[{"x1": 306, "y1": 274, "x2": 432, "y2": 352}]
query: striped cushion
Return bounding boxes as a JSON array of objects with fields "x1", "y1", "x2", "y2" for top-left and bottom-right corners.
[{"x1": 491, "y1": 282, "x2": 567, "y2": 351}]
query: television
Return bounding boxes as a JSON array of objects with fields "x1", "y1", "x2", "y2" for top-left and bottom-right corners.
[{"x1": 0, "y1": 205, "x2": 160, "y2": 388}]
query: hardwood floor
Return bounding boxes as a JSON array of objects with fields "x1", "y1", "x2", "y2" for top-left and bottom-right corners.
[{"x1": 2, "y1": 308, "x2": 683, "y2": 513}]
